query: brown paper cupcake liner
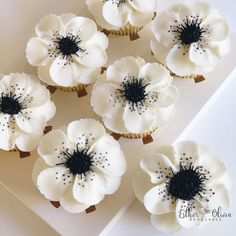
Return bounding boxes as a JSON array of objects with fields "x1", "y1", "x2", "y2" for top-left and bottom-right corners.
[
  {"x1": 47, "y1": 84, "x2": 88, "y2": 97},
  {"x1": 103, "y1": 23, "x2": 142, "y2": 41},
  {"x1": 111, "y1": 127, "x2": 157, "y2": 144}
]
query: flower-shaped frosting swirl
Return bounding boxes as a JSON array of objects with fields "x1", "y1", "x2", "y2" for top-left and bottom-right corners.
[
  {"x1": 133, "y1": 141, "x2": 230, "y2": 232},
  {"x1": 33, "y1": 119, "x2": 126, "y2": 213},
  {"x1": 151, "y1": 1, "x2": 230, "y2": 77},
  {"x1": 86, "y1": 0, "x2": 157, "y2": 30},
  {"x1": 0, "y1": 73, "x2": 55, "y2": 152},
  {"x1": 91, "y1": 57, "x2": 178, "y2": 135},
  {"x1": 26, "y1": 14, "x2": 108, "y2": 87}
]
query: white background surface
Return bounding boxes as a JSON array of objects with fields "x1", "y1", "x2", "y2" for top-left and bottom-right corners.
[{"x1": 0, "y1": 0, "x2": 236, "y2": 236}]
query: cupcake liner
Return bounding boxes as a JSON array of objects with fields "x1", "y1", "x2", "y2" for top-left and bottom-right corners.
[
  {"x1": 111, "y1": 127, "x2": 157, "y2": 145},
  {"x1": 47, "y1": 84, "x2": 88, "y2": 97},
  {"x1": 105, "y1": 23, "x2": 142, "y2": 41}
]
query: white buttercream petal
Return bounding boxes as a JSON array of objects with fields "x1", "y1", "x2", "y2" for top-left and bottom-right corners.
[
  {"x1": 176, "y1": 199, "x2": 205, "y2": 228},
  {"x1": 140, "y1": 153, "x2": 177, "y2": 185},
  {"x1": 189, "y1": 1, "x2": 211, "y2": 20},
  {"x1": 74, "y1": 44, "x2": 107, "y2": 68},
  {"x1": 128, "y1": 11, "x2": 154, "y2": 27},
  {"x1": 15, "y1": 112, "x2": 45, "y2": 134},
  {"x1": 73, "y1": 171, "x2": 106, "y2": 205},
  {"x1": 35, "y1": 14, "x2": 65, "y2": 40},
  {"x1": 49, "y1": 57, "x2": 81, "y2": 87},
  {"x1": 156, "y1": 145, "x2": 177, "y2": 166},
  {"x1": 15, "y1": 132, "x2": 42, "y2": 152},
  {"x1": 65, "y1": 17, "x2": 97, "y2": 43},
  {"x1": 26, "y1": 38, "x2": 51, "y2": 66},
  {"x1": 37, "y1": 166, "x2": 73, "y2": 201},
  {"x1": 29, "y1": 100, "x2": 56, "y2": 122},
  {"x1": 91, "y1": 134, "x2": 126, "y2": 176},
  {"x1": 103, "y1": 1, "x2": 131, "y2": 27},
  {"x1": 86, "y1": 31, "x2": 109, "y2": 50},
  {"x1": 38, "y1": 129, "x2": 73, "y2": 166},
  {"x1": 209, "y1": 18, "x2": 230, "y2": 42},
  {"x1": 173, "y1": 141, "x2": 200, "y2": 167},
  {"x1": 60, "y1": 13, "x2": 76, "y2": 25},
  {"x1": 133, "y1": 171, "x2": 154, "y2": 203},
  {"x1": 189, "y1": 43, "x2": 220, "y2": 67},
  {"x1": 103, "y1": 107, "x2": 127, "y2": 134},
  {"x1": 150, "y1": 38, "x2": 170, "y2": 67},
  {"x1": 139, "y1": 63, "x2": 173, "y2": 89},
  {"x1": 67, "y1": 119, "x2": 105, "y2": 148},
  {"x1": 1, "y1": 73, "x2": 30, "y2": 101},
  {"x1": 128, "y1": 0, "x2": 157, "y2": 13},
  {"x1": 107, "y1": 57, "x2": 145, "y2": 85},
  {"x1": 151, "y1": 213, "x2": 182, "y2": 233},
  {"x1": 203, "y1": 182, "x2": 230, "y2": 210},
  {"x1": 166, "y1": 44, "x2": 196, "y2": 76},
  {"x1": 60, "y1": 188, "x2": 89, "y2": 213},
  {"x1": 0, "y1": 115, "x2": 15, "y2": 151},
  {"x1": 123, "y1": 104, "x2": 156, "y2": 133},
  {"x1": 38, "y1": 62, "x2": 56, "y2": 86},
  {"x1": 197, "y1": 154, "x2": 227, "y2": 183},
  {"x1": 24, "y1": 83, "x2": 51, "y2": 108},
  {"x1": 151, "y1": 12, "x2": 178, "y2": 47},
  {"x1": 91, "y1": 82, "x2": 121, "y2": 119},
  {"x1": 144, "y1": 183, "x2": 176, "y2": 215},
  {"x1": 32, "y1": 158, "x2": 48, "y2": 186},
  {"x1": 103, "y1": 175, "x2": 122, "y2": 195},
  {"x1": 156, "y1": 85, "x2": 179, "y2": 108}
]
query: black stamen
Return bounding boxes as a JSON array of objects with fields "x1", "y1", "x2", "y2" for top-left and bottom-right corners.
[
  {"x1": 0, "y1": 92, "x2": 23, "y2": 115},
  {"x1": 171, "y1": 16, "x2": 206, "y2": 45},
  {"x1": 168, "y1": 162, "x2": 207, "y2": 201},
  {"x1": 118, "y1": 77, "x2": 149, "y2": 110},
  {"x1": 59, "y1": 148, "x2": 94, "y2": 176},
  {"x1": 56, "y1": 36, "x2": 84, "y2": 58}
]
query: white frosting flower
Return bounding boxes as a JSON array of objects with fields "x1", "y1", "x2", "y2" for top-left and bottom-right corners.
[
  {"x1": 133, "y1": 141, "x2": 230, "y2": 232},
  {"x1": 151, "y1": 1, "x2": 230, "y2": 77},
  {"x1": 26, "y1": 14, "x2": 108, "y2": 87},
  {"x1": 0, "y1": 73, "x2": 56, "y2": 152},
  {"x1": 86, "y1": 0, "x2": 157, "y2": 30},
  {"x1": 91, "y1": 57, "x2": 178, "y2": 135},
  {"x1": 33, "y1": 119, "x2": 126, "y2": 213}
]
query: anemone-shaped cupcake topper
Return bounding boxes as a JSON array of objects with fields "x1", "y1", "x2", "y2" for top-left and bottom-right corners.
[
  {"x1": 33, "y1": 119, "x2": 126, "y2": 213},
  {"x1": 133, "y1": 141, "x2": 230, "y2": 232},
  {"x1": 86, "y1": 0, "x2": 157, "y2": 40},
  {"x1": 0, "y1": 73, "x2": 55, "y2": 157},
  {"x1": 151, "y1": 1, "x2": 230, "y2": 82},
  {"x1": 91, "y1": 57, "x2": 178, "y2": 144},
  {"x1": 26, "y1": 13, "x2": 108, "y2": 95}
]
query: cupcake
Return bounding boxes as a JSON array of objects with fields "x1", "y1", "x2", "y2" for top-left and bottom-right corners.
[
  {"x1": 86, "y1": 0, "x2": 157, "y2": 40},
  {"x1": 91, "y1": 57, "x2": 178, "y2": 144},
  {"x1": 32, "y1": 119, "x2": 126, "y2": 213},
  {"x1": 133, "y1": 141, "x2": 230, "y2": 232},
  {"x1": 0, "y1": 73, "x2": 55, "y2": 157},
  {"x1": 26, "y1": 13, "x2": 108, "y2": 96},
  {"x1": 151, "y1": 1, "x2": 230, "y2": 82}
]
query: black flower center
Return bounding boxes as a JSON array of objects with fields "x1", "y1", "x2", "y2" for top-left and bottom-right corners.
[
  {"x1": 118, "y1": 77, "x2": 149, "y2": 107},
  {"x1": 63, "y1": 148, "x2": 94, "y2": 175},
  {"x1": 58, "y1": 36, "x2": 81, "y2": 56},
  {"x1": 172, "y1": 17, "x2": 206, "y2": 45},
  {"x1": 0, "y1": 93, "x2": 23, "y2": 115},
  {"x1": 168, "y1": 163, "x2": 206, "y2": 201}
]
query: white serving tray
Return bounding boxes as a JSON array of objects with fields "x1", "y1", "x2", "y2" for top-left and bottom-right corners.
[{"x1": 1, "y1": 0, "x2": 236, "y2": 235}]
